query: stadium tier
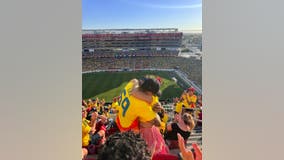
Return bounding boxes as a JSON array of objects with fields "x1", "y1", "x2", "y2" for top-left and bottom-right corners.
[{"x1": 82, "y1": 28, "x2": 183, "y2": 58}]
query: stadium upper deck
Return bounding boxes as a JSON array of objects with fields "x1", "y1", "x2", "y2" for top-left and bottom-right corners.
[{"x1": 82, "y1": 28, "x2": 183, "y2": 58}]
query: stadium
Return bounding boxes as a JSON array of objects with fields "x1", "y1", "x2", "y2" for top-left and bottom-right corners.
[
  {"x1": 82, "y1": 28, "x2": 182, "y2": 58},
  {"x1": 82, "y1": 28, "x2": 201, "y2": 98},
  {"x1": 82, "y1": 28, "x2": 202, "y2": 160}
]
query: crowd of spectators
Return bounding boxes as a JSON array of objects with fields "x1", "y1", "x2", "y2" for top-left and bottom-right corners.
[
  {"x1": 82, "y1": 50, "x2": 179, "y2": 59},
  {"x1": 83, "y1": 56, "x2": 202, "y2": 87},
  {"x1": 82, "y1": 77, "x2": 202, "y2": 160}
]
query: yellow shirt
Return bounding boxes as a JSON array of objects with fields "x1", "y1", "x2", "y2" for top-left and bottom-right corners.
[
  {"x1": 159, "y1": 121, "x2": 166, "y2": 134},
  {"x1": 159, "y1": 113, "x2": 168, "y2": 134},
  {"x1": 82, "y1": 118, "x2": 91, "y2": 147},
  {"x1": 111, "y1": 102, "x2": 119, "y2": 110},
  {"x1": 186, "y1": 94, "x2": 197, "y2": 108},
  {"x1": 182, "y1": 94, "x2": 189, "y2": 108},
  {"x1": 175, "y1": 101, "x2": 183, "y2": 113},
  {"x1": 116, "y1": 81, "x2": 157, "y2": 131},
  {"x1": 151, "y1": 96, "x2": 159, "y2": 106},
  {"x1": 162, "y1": 113, "x2": 169, "y2": 123}
]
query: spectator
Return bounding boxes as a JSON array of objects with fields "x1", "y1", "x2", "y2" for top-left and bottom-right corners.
[
  {"x1": 98, "y1": 131, "x2": 152, "y2": 160},
  {"x1": 164, "y1": 113, "x2": 195, "y2": 150},
  {"x1": 174, "y1": 100, "x2": 184, "y2": 122},
  {"x1": 91, "y1": 115, "x2": 107, "y2": 146},
  {"x1": 111, "y1": 97, "x2": 119, "y2": 113},
  {"x1": 103, "y1": 106, "x2": 110, "y2": 119},
  {"x1": 82, "y1": 106, "x2": 96, "y2": 148},
  {"x1": 158, "y1": 109, "x2": 169, "y2": 135},
  {"x1": 186, "y1": 87, "x2": 197, "y2": 109},
  {"x1": 115, "y1": 78, "x2": 161, "y2": 133}
]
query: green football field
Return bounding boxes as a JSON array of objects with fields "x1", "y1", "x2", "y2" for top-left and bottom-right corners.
[{"x1": 82, "y1": 71, "x2": 184, "y2": 102}]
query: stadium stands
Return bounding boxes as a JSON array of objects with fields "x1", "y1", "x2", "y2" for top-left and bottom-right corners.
[
  {"x1": 82, "y1": 56, "x2": 202, "y2": 87},
  {"x1": 82, "y1": 28, "x2": 182, "y2": 58}
]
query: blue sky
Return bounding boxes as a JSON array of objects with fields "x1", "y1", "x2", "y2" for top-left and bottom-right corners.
[{"x1": 82, "y1": 0, "x2": 202, "y2": 32}]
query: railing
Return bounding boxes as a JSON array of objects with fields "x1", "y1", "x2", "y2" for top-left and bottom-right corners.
[{"x1": 174, "y1": 70, "x2": 202, "y2": 95}]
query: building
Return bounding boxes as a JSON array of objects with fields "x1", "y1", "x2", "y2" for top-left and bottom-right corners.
[{"x1": 82, "y1": 28, "x2": 183, "y2": 58}]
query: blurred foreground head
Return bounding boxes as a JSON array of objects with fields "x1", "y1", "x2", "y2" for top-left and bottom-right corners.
[{"x1": 98, "y1": 131, "x2": 151, "y2": 160}]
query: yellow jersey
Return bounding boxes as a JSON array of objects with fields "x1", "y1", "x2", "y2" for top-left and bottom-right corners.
[
  {"x1": 116, "y1": 81, "x2": 157, "y2": 132},
  {"x1": 111, "y1": 101, "x2": 119, "y2": 110},
  {"x1": 159, "y1": 113, "x2": 169, "y2": 134},
  {"x1": 187, "y1": 94, "x2": 197, "y2": 108},
  {"x1": 151, "y1": 96, "x2": 159, "y2": 106},
  {"x1": 159, "y1": 121, "x2": 166, "y2": 134},
  {"x1": 82, "y1": 118, "x2": 91, "y2": 147},
  {"x1": 182, "y1": 94, "x2": 189, "y2": 108},
  {"x1": 162, "y1": 113, "x2": 169, "y2": 123},
  {"x1": 175, "y1": 101, "x2": 183, "y2": 113}
]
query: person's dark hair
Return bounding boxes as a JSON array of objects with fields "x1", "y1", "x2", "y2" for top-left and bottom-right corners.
[
  {"x1": 86, "y1": 108, "x2": 97, "y2": 121},
  {"x1": 98, "y1": 131, "x2": 151, "y2": 160},
  {"x1": 139, "y1": 78, "x2": 160, "y2": 96}
]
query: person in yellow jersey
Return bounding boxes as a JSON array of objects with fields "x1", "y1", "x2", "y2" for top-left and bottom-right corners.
[
  {"x1": 173, "y1": 95, "x2": 186, "y2": 123},
  {"x1": 82, "y1": 106, "x2": 96, "y2": 148},
  {"x1": 128, "y1": 77, "x2": 171, "y2": 155},
  {"x1": 115, "y1": 78, "x2": 161, "y2": 133},
  {"x1": 111, "y1": 96, "x2": 120, "y2": 113},
  {"x1": 181, "y1": 91, "x2": 189, "y2": 108},
  {"x1": 158, "y1": 108, "x2": 169, "y2": 135},
  {"x1": 186, "y1": 87, "x2": 197, "y2": 109},
  {"x1": 183, "y1": 87, "x2": 197, "y2": 118},
  {"x1": 103, "y1": 106, "x2": 110, "y2": 119}
]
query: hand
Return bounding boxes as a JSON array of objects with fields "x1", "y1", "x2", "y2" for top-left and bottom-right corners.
[
  {"x1": 177, "y1": 133, "x2": 194, "y2": 160},
  {"x1": 82, "y1": 148, "x2": 88, "y2": 160},
  {"x1": 152, "y1": 103, "x2": 163, "y2": 113},
  {"x1": 192, "y1": 143, "x2": 202, "y2": 160}
]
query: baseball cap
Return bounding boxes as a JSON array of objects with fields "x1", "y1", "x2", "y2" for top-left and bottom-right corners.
[{"x1": 188, "y1": 87, "x2": 195, "y2": 92}]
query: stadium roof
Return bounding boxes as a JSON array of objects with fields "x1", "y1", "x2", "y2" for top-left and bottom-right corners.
[{"x1": 82, "y1": 28, "x2": 179, "y2": 34}]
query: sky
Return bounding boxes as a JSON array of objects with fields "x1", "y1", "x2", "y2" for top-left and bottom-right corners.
[{"x1": 82, "y1": 0, "x2": 202, "y2": 33}]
